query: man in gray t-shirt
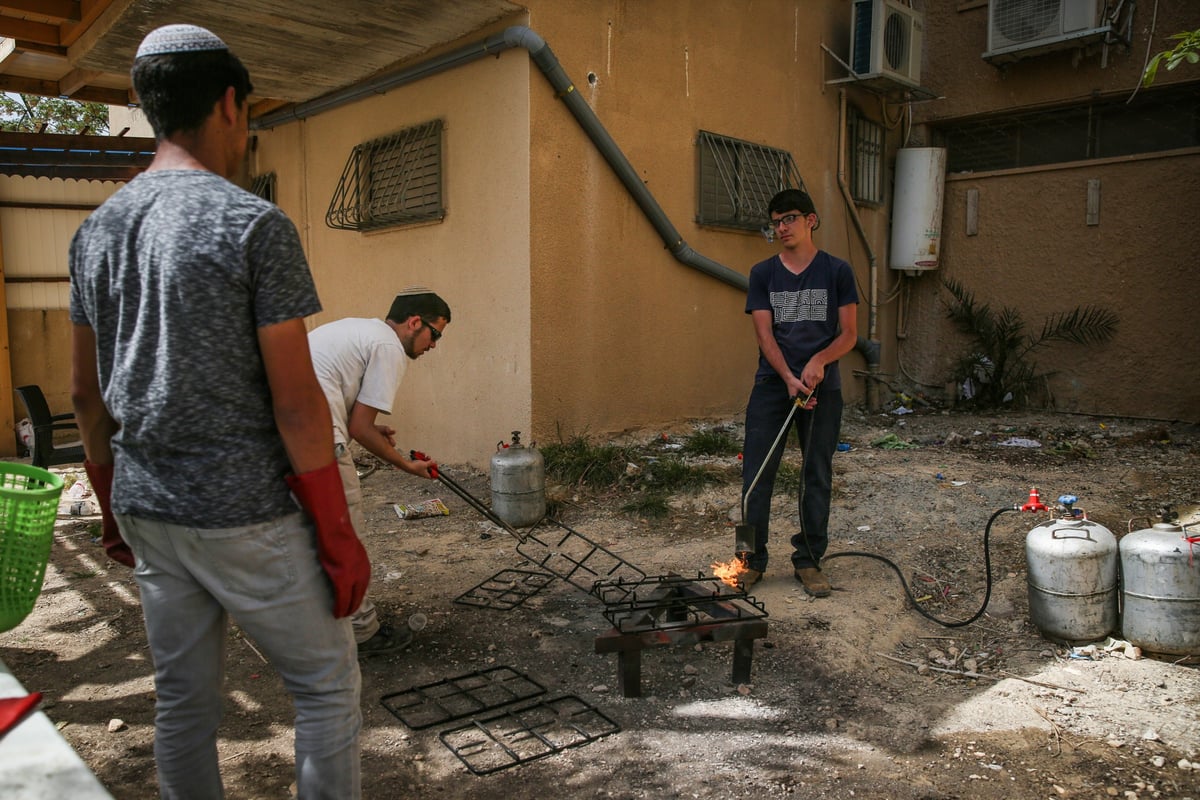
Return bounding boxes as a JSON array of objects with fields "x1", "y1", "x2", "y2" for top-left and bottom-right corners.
[{"x1": 69, "y1": 24, "x2": 367, "y2": 799}]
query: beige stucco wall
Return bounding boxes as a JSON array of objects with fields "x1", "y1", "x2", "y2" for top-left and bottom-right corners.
[
  {"x1": 252, "y1": 2, "x2": 896, "y2": 466},
  {"x1": 252, "y1": 22, "x2": 532, "y2": 468},
  {"x1": 904, "y1": 2, "x2": 1200, "y2": 421},
  {"x1": 523, "y1": 1, "x2": 881, "y2": 443},
  {"x1": 2, "y1": 176, "x2": 124, "y2": 455},
  {"x1": 900, "y1": 152, "x2": 1199, "y2": 417},
  {"x1": 29, "y1": 0, "x2": 1188, "y2": 468}
]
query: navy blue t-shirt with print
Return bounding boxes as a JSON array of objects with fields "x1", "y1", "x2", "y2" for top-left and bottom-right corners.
[{"x1": 745, "y1": 251, "x2": 858, "y2": 390}]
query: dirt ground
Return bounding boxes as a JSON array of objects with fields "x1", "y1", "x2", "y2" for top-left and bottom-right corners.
[{"x1": 3, "y1": 406, "x2": 1200, "y2": 799}]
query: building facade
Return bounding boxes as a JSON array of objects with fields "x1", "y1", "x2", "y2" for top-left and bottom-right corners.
[{"x1": 3, "y1": 1, "x2": 1197, "y2": 463}]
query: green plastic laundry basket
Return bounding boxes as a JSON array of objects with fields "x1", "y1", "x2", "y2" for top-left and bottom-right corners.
[{"x1": 0, "y1": 462, "x2": 63, "y2": 633}]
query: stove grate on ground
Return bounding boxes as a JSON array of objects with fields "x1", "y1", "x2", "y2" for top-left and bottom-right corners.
[
  {"x1": 515, "y1": 516, "x2": 646, "y2": 593},
  {"x1": 438, "y1": 694, "x2": 620, "y2": 775},
  {"x1": 452, "y1": 568, "x2": 557, "y2": 610},
  {"x1": 380, "y1": 666, "x2": 547, "y2": 730},
  {"x1": 591, "y1": 573, "x2": 770, "y2": 697},
  {"x1": 592, "y1": 573, "x2": 769, "y2": 632}
]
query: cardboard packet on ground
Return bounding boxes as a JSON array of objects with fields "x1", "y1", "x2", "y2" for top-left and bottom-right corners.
[{"x1": 393, "y1": 498, "x2": 450, "y2": 520}]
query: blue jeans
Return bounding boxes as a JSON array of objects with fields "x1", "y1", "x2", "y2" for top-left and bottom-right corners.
[
  {"x1": 117, "y1": 512, "x2": 362, "y2": 800},
  {"x1": 740, "y1": 375, "x2": 843, "y2": 572}
]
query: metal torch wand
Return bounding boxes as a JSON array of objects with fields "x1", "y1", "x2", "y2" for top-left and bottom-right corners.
[
  {"x1": 410, "y1": 450, "x2": 527, "y2": 542},
  {"x1": 736, "y1": 387, "x2": 816, "y2": 559}
]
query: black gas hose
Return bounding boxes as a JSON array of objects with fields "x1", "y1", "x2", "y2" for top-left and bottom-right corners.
[{"x1": 822, "y1": 506, "x2": 1020, "y2": 628}]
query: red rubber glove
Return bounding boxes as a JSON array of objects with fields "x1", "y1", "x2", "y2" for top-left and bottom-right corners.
[
  {"x1": 286, "y1": 461, "x2": 371, "y2": 618},
  {"x1": 83, "y1": 460, "x2": 135, "y2": 568},
  {"x1": 0, "y1": 692, "x2": 41, "y2": 739}
]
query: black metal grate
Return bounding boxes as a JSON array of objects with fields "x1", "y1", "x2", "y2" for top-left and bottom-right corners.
[
  {"x1": 453, "y1": 568, "x2": 556, "y2": 611},
  {"x1": 848, "y1": 106, "x2": 885, "y2": 205},
  {"x1": 594, "y1": 574, "x2": 769, "y2": 633},
  {"x1": 696, "y1": 130, "x2": 807, "y2": 231},
  {"x1": 438, "y1": 695, "x2": 620, "y2": 775},
  {"x1": 381, "y1": 666, "x2": 546, "y2": 730},
  {"x1": 326, "y1": 119, "x2": 443, "y2": 231},
  {"x1": 516, "y1": 517, "x2": 646, "y2": 594},
  {"x1": 249, "y1": 172, "x2": 276, "y2": 204}
]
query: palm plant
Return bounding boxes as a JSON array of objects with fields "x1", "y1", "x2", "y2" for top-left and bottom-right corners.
[{"x1": 941, "y1": 278, "x2": 1118, "y2": 408}]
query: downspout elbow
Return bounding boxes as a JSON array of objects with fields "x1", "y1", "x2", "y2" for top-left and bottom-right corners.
[
  {"x1": 671, "y1": 242, "x2": 748, "y2": 291},
  {"x1": 502, "y1": 25, "x2": 546, "y2": 54},
  {"x1": 855, "y1": 336, "x2": 880, "y2": 367},
  {"x1": 510, "y1": 25, "x2": 744, "y2": 292}
]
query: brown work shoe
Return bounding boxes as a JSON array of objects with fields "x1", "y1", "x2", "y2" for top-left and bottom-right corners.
[
  {"x1": 738, "y1": 568, "x2": 763, "y2": 592},
  {"x1": 795, "y1": 567, "x2": 831, "y2": 597}
]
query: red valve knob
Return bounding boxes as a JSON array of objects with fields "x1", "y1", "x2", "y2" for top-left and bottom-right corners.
[{"x1": 1021, "y1": 487, "x2": 1048, "y2": 512}]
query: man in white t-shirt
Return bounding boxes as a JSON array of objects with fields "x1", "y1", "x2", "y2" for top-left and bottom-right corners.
[{"x1": 308, "y1": 288, "x2": 450, "y2": 654}]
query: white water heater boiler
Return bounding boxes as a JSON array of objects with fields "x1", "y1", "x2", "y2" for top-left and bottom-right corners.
[{"x1": 889, "y1": 147, "x2": 947, "y2": 275}]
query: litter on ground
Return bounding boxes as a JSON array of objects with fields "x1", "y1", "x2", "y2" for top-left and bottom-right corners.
[
  {"x1": 998, "y1": 437, "x2": 1042, "y2": 448},
  {"x1": 872, "y1": 433, "x2": 917, "y2": 449},
  {"x1": 393, "y1": 498, "x2": 451, "y2": 519}
]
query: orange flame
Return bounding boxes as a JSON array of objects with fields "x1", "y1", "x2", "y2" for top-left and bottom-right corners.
[{"x1": 711, "y1": 556, "x2": 748, "y2": 589}]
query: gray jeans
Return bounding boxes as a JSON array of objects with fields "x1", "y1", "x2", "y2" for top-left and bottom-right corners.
[
  {"x1": 117, "y1": 512, "x2": 362, "y2": 800},
  {"x1": 336, "y1": 445, "x2": 379, "y2": 643}
]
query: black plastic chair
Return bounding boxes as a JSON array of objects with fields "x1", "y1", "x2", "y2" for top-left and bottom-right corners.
[{"x1": 15, "y1": 385, "x2": 86, "y2": 468}]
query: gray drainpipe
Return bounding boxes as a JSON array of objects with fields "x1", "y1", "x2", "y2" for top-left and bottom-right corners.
[{"x1": 252, "y1": 25, "x2": 747, "y2": 290}]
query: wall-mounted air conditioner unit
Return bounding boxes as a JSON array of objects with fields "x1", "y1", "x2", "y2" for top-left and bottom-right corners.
[
  {"x1": 985, "y1": 0, "x2": 1110, "y2": 63},
  {"x1": 850, "y1": 0, "x2": 924, "y2": 89}
]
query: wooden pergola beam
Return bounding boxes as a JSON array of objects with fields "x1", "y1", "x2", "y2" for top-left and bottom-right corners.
[
  {"x1": 0, "y1": 130, "x2": 154, "y2": 152},
  {"x1": 0, "y1": 163, "x2": 143, "y2": 180},
  {"x1": 0, "y1": 73, "x2": 131, "y2": 105},
  {"x1": 58, "y1": 66, "x2": 100, "y2": 97},
  {"x1": 0, "y1": 130, "x2": 153, "y2": 180},
  {"x1": 0, "y1": 17, "x2": 61, "y2": 47},
  {"x1": 0, "y1": 1, "x2": 82, "y2": 23}
]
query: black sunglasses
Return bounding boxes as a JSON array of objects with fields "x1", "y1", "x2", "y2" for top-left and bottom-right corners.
[{"x1": 421, "y1": 319, "x2": 443, "y2": 342}]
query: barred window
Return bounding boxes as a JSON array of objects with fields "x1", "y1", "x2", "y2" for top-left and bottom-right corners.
[
  {"x1": 696, "y1": 130, "x2": 806, "y2": 231},
  {"x1": 935, "y1": 84, "x2": 1199, "y2": 173},
  {"x1": 250, "y1": 172, "x2": 276, "y2": 204},
  {"x1": 848, "y1": 106, "x2": 885, "y2": 205},
  {"x1": 326, "y1": 119, "x2": 444, "y2": 231}
]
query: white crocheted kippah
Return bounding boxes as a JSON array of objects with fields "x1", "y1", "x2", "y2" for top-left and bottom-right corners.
[
  {"x1": 396, "y1": 286, "x2": 433, "y2": 297},
  {"x1": 136, "y1": 24, "x2": 228, "y2": 59}
]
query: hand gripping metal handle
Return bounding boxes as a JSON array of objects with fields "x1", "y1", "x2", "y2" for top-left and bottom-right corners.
[
  {"x1": 740, "y1": 388, "x2": 815, "y2": 523},
  {"x1": 411, "y1": 450, "x2": 526, "y2": 542}
]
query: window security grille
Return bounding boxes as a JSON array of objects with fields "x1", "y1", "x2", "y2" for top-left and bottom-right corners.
[
  {"x1": 935, "y1": 85, "x2": 1199, "y2": 173},
  {"x1": 326, "y1": 119, "x2": 444, "y2": 231},
  {"x1": 848, "y1": 107, "x2": 885, "y2": 205},
  {"x1": 697, "y1": 131, "x2": 806, "y2": 231},
  {"x1": 250, "y1": 172, "x2": 276, "y2": 204}
]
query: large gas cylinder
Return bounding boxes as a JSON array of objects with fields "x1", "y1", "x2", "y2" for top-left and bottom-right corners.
[
  {"x1": 1120, "y1": 514, "x2": 1200, "y2": 655},
  {"x1": 490, "y1": 431, "x2": 545, "y2": 527},
  {"x1": 1026, "y1": 495, "x2": 1118, "y2": 643}
]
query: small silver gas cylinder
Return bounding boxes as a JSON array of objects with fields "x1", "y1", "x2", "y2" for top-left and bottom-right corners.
[
  {"x1": 1026, "y1": 495, "x2": 1118, "y2": 644},
  {"x1": 1120, "y1": 509, "x2": 1200, "y2": 655},
  {"x1": 490, "y1": 431, "x2": 545, "y2": 527}
]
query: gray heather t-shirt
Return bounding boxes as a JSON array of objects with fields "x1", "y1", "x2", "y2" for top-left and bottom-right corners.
[{"x1": 69, "y1": 169, "x2": 322, "y2": 527}]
